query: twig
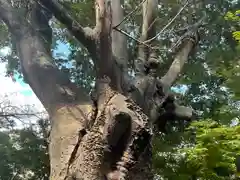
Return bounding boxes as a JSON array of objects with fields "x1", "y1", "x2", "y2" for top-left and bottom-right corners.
[
  {"x1": 143, "y1": 0, "x2": 189, "y2": 43},
  {"x1": 169, "y1": 14, "x2": 207, "y2": 52},
  {"x1": 113, "y1": 27, "x2": 152, "y2": 48},
  {"x1": 113, "y1": 27, "x2": 166, "y2": 51},
  {"x1": 113, "y1": 0, "x2": 147, "y2": 29}
]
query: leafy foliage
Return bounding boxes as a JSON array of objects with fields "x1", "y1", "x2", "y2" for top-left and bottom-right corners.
[
  {"x1": 0, "y1": 119, "x2": 49, "y2": 180},
  {"x1": 183, "y1": 121, "x2": 240, "y2": 179}
]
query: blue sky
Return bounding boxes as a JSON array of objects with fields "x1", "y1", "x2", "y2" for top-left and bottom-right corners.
[
  {"x1": 0, "y1": 41, "x2": 72, "y2": 118},
  {"x1": 0, "y1": 39, "x2": 187, "y2": 112},
  {"x1": 13, "y1": 41, "x2": 71, "y2": 96},
  {"x1": 14, "y1": 40, "x2": 188, "y2": 95}
]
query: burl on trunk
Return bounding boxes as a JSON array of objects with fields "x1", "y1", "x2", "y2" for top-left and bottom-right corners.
[{"x1": 0, "y1": 0, "x2": 203, "y2": 179}]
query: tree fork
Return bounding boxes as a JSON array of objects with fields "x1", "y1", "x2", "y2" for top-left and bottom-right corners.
[{"x1": 36, "y1": 0, "x2": 153, "y2": 179}]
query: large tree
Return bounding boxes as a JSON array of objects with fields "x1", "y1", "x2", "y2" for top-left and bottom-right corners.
[{"x1": 0, "y1": 0, "x2": 206, "y2": 179}]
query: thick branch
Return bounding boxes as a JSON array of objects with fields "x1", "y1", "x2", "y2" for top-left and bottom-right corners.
[
  {"x1": 161, "y1": 29, "x2": 200, "y2": 89},
  {"x1": 38, "y1": 0, "x2": 96, "y2": 55},
  {"x1": 111, "y1": 0, "x2": 132, "y2": 94},
  {"x1": 0, "y1": 1, "x2": 25, "y2": 36},
  {"x1": 0, "y1": 1, "x2": 92, "y2": 113},
  {"x1": 93, "y1": 0, "x2": 124, "y2": 92},
  {"x1": 161, "y1": 41, "x2": 194, "y2": 88},
  {"x1": 0, "y1": 2, "x2": 96, "y2": 179},
  {"x1": 112, "y1": 0, "x2": 128, "y2": 69},
  {"x1": 125, "y1": 0, "x2": 160, "y2": 116},
  {"x1": 135, "y1": 0, "x2": 158, "y2": 75}
]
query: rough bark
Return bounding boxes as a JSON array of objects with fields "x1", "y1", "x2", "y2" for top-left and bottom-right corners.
[
  {"x1": 0, "y1": 1, "x2": 94, "y2": 179},
  {"x1": 0, "y1": 0, "x2": 203, "y2": 180}
]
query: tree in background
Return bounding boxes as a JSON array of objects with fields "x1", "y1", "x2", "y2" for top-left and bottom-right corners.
[
  {"x1": 153, "y1": 9, "x2": 240, "y2": 180},
  {"x1": 0, "y1": 93, "x2": 49, "y2": 179},
  {"x1": 0, "y1": 118, "x2": 49, "y2": 180},
  {"x1": 0, "y1": 0, "x2": 239, "y2": 180},
  {"x1": 0, "y1": 93, "x2": 46, "y2": 129}
]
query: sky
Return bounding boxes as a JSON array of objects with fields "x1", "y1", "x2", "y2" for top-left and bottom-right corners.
[
  {"x1": 0, "y1": 41, "x2": 70, "y2": 123},
  {"x1": 0, "y1": 39, "x2": 188, "y2": 128}
]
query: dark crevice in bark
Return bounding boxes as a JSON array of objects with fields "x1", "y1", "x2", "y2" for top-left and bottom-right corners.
[
  {"x1": 65, "y1": 129, "x2": 86, "y2": 180},
  {"x1": 103, "y1": 112, "x2": 132, "y2": 172},
  {"x1": 107, "y1": 99, "x2": 152, "y2": 180}
]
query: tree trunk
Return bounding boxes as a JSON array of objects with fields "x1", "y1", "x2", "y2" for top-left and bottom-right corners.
[{"x1": 0, "y1": 0, "x2": 201, "y2": 179}]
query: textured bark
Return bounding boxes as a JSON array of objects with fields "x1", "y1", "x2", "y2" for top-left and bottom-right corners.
[
  {"x1": 0, "y1": 0, "x2": 202, "y2": 180},
  {"x1": 0, "y1": 2, "x2": 93, "y2": 179}
]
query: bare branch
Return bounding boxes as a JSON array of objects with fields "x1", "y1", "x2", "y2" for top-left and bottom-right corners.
[
  {"x1": 112, "y1": 0, "x2": 128, "y2": 69},
  {"x1": 161, "y1": 15, "x2": 206, "y2": 88},
  {"x1": 135, "y1": 0, "x2": 158, "y2": 76},
  {"x1": 0, "y1": 1, "x2": 92, "y2": 113},
  {"x1": 161, "y1": 34, "x2": 199, "y2": 88},
  {"x1": 144, "y1": 0, "x2": 189, "y2": 43},
  {"x1": 93, "y1": 0, "x2": 115, "y2": 81},
  {"x1": 113, "y1": 27, "x2": 166, "y2": 51},
  {"x1": 113, "y1": 0, "x2": 147, "y2": 29},
  {"x1": 0, "y1": 1, "x2": 24, "y2": 36},
  {"x1": 93, "y1": 0, "x2": 105, "y2": 37},
  {"x1": 37, "y1": 0, "x2": 96, "y2": 54}
]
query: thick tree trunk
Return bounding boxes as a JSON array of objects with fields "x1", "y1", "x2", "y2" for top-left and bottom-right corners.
[{"x1": 0, "y1": 0, "x2": 202, "y2": 180}]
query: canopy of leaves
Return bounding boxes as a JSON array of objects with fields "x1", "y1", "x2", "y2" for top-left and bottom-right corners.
[{"x1": 0, "y1": 119, "x2": 49, "y2": 180}]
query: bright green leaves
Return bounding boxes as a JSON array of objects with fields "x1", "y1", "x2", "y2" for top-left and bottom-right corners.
[
  {"x1": 225, "y1": 10, "x2": 240, "y2": 21},
  {"x1": 233, "y1": 31, "x2": 240, "y2": 42},
  {"x1": 153, "y1": 120, "x2": 240, "y2": 179},
  {"x1": 182, "y1": 120, "x2": 240, "y2": 179},
  {"x1": 225, "y1": 10, "x2": 240, "y2": 42}
]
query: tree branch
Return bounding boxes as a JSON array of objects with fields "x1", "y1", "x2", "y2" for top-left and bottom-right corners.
[
  {"x1": 94, "y1": 0, "x2": 115, "y2": 81},
  {"x1": 0, "y1": 0, "x2": 92, "y2": 113},
  {"x1": 0, "y1": 1, "x2": 25, "y2": 36},
  {"x1": 112, "y1": 0, "x2": 128, "y2": 69},
  {"x1": 161, "y1": 40, "x2": 194, "y2": 88},
  {"x1": 161, "y1": 19, "x2": 203, "y2": 88},
  {"x1": 113, "y1": 0, "x2": 147, "y2": 29},
  {"x1": 144, "y1": 0, "x2": 189, "y2": 43},
  {"x1": 0, "y1": 2, "x2": 97, "y2": 178},
  {"x1": 113, "y1": 27, "x2": 159, "y2": 51},
  {"x1": 111, "y1": 0, "x2": 131, "y2": 93},
  {"x1": 37, "y1": 0, "x2": 96, "y2": 55},
  {"x1": 135, "y1": 0, "x2": 158, "y2": 75}
]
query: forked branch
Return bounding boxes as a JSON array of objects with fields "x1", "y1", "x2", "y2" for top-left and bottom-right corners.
[
  {"x1": 135, "y1": 0, "x2": 158, "y2": 75},
  {"x1": 38, "y1": 0, "x2": 96, "y2": 55}
]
